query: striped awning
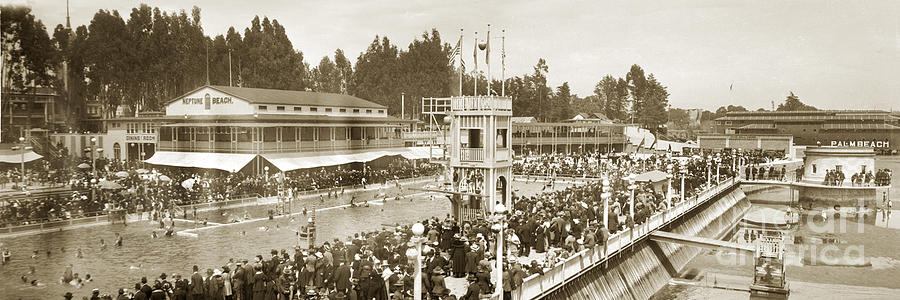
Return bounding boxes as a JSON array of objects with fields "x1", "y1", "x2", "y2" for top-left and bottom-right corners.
[{"x1": 0, "y1": 150, "x2": 42, "y2": 163}]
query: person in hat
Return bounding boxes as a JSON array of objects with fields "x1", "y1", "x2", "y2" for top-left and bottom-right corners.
[
  {"x1": 450, "y1": 237, "x2": 467, "y2": 278},
  {"x1": 332, "y1": 261, "x2": 352, "y2": 295},
  {"x1": 172, "y1": 273, "x2": 187, "y2": 300},
  {"x1": 465, "y1": 245, "x2": 479, "y2": 276},
  {"x1": 63, "y1": 292, "x2": 74, "y2": 300},
  {"x1": 461, "y1": 274, "x2": 482, "y2": 300},
  {"x1": 430, "y1": 267, "x2": 449, "y2": 298}
]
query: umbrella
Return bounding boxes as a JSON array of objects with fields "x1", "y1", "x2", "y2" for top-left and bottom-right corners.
[
  {"x1": 98, "y1": 181, "x2": 124, "y2": 190},
  {"x1": 136, "y1": 169, "x2": 149, "y2": 174},
  {"x1": 115, "y1": 171, "x2": 129, "y2": 178},
  {"x1": 77, "y1": 163, "x2": 91, "y2": 169},
  {"x1": 159, "y1": 175, "x2": 172, "y2": 182},
  {"x1": 181, "y1": 178, "x2": 196, "y2": 189}
]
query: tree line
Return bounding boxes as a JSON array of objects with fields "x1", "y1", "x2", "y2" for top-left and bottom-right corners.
[{"x1": 2, "y1": 4, "x2": 672, "y2": 135}]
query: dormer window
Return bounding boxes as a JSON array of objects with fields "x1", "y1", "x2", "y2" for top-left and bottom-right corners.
[{"x1": 258, "y1": 105, "x2": 268, "y2": 111}]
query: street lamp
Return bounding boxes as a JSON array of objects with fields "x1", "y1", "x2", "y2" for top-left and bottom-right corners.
[
  {"x1": 600, "y1": 178, "x2": 611, "y2": 255},
  {"x1": 626, "y1": 174, "x2": 637, "y2": 241},
  {"x1": 12, "y1": 136, "x2": 33, "y2": 188},
  {"x1": 706, "y1": 156, "x2": 712, "y2": 187},
  {"x1": 679, "y1": 160, "x2": 688, "y2": 205},
  {"x1": 442, "y1": 115, "x2": 452, "y2": 161},
  {"x1": 715, "y1": 154, "x2": 722, "y2": 184},
  {"x1": 407, "y1": 223, "x2": 426, "y2": 300},
  {"x1": 666, "y1": 164, "x2": 674, "y2": 209},
  {"x1": 490, "y1": 203, "x2": 508, "y2": 300}
]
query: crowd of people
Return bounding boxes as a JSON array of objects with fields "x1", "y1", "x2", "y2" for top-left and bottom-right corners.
[
  {"x1": 0, "y1": 156, "x2": 440, "y2": 228},
  {"x1": 42, "y1": 150, "x2": 739, "y2": 300}
]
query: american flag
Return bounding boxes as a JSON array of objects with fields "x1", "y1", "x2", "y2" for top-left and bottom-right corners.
[{"x1": 449, "y1": 37, "x2": 465, "y2": 71}]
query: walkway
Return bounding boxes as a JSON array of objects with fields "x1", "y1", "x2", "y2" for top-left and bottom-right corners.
[{"x1": 512, "y1": 177, "x2": 739, "y2": 300}]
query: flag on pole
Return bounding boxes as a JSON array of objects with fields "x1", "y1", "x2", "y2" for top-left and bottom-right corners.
[
  {"x1": 449, "y1": 37, "x2": 461, "y2": 66},
  {"x1": 485, "y1": 29, "x2": 490, "y2": 66},
  {"x1": 473, "y1": 36, "x2": 478, "y2": 74},
  {"x1": 730, "y1": 83, "x2": 733, "y2": 91}
]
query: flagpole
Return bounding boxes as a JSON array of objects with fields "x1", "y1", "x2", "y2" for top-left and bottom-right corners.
[
  {"x1": 501, "y1": 29, "x2": 506, "y2": 97},
  {"x1": 459, "y1": 29, "x2": 464, "y2": 96},
  {"x1": 474, "y1": 31, "x2": 478, "y2": 96},
  {"x1": 487, "y1": 24, "x2": 491, "y2": 96}
]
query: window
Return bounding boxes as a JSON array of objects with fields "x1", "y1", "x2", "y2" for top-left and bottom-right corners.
[
  {"x1": 294, "y1": 107, "x2": 302, "y2": 112},
  {"x1": 350, "y1": 127, "x2": 362, "y2": 140},
  {"x1": 353, "y1": 109, "x2": 360, "y2": 113},
  {"x1": 301, "y1": 127, "x2": 315, "y2": 141},
  {"x1": 325, "y1": 108, "x2": 333, "y2": 112},
  {"x1": 264, "y1": 127, "x2": 277, "y2": 142},
  {"x1": 366, "y1": 109, "x2": 372, "y2": 114},
  {"x1": 317, "y1": 127, "x2": 332, "y2": 141},
  {"x1": 177, "y1": 127, "x2": 192, "y2": 141},
  {"x1": 276, "y1": 106, "x2": 285, "y2": 111},
  {"x1": 113, "y1": 143, "x2": 121, "y2": 161},
  {"x1": 339, "y1": 108, "x2": 347, "y2": 113},
  {"x1": 283, "y1": 127, "x2": 297, "y2": 142},
  {"x1": 215, "y1": 127, "x2": 231, "y2": 142},
  {"x1": 258, "y1": 105, "x2": 268, "y2": 111},
  {"x1": 237, "y1": 128, "x2": 251, "y2": 142},
  {"x1": 835, "y1": 165, "x2": 842, "y2": 172},
  {"x1": 334, "y1": 127, "x2": 347, "y2": 140},
  {"x1": 196, "y1": 127, "x2": 210, "y2": 142},
  {"x1": 812, "y1": 164, "x2": 817, "y2": 173},
  {"x1": 378, "y1": 110, "x2": 384, "y2": 114},
  {"x1": 159, "y1": 127, "x2": 173, "y2": 141},
  {"x1": 310, "y1": 107, "x2": 318, "y2": 112}
]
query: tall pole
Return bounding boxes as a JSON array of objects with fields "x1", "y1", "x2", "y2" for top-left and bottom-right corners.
[
  {"x1": 205, "y1": 42, "x2": 210, "y2": 85},
  {"x1": 680, "y1": 174, "x2": 685, "y2": 204},
  {"x1": 486, "y1": 24, "x2": 491, "y2": 96},
  {"x1": 228, "y1": 50, "x2": 233, "y2": 87},
  {"x1": 473, "y1": 32, "x2": 478, "y2": 96},
  {"x1": 401, "y1": 93, "x2": 406, "y2": 120},
  {"x1": 501, "y1": 29, "x2": 506, "y2": 97},
  {"x1": 459, "y1": 29, "x2": 464, "y2": 96}
]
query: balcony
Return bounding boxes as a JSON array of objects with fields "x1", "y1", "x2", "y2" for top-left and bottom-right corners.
[
  {"x1": 459, "y1": 148, "x2": 484, "y2": 162},
  {"x1": 450, "y1": 96, "x2": 512, "y2": 112},
  {"x1": 495, "y1": 148, "x2": 510, "y2": 161}
]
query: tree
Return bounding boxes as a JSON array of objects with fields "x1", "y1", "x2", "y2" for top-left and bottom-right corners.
[
  {"x1": 351, "y1": 36, "x2": 401, "y2": 114},
  {"x1": 312, "y1": 56, "x2": 341, "y2": 93},
  {"x1": 593, "y1": 75, "x2": 627, "y2": 121},
  {"x1": 333, "y1": 49, "x2": 352, "y2": 94},
  {"x1": 1, "y1": 6, "x2": 56, "y2": 91},
  {"x1": 240, "y1": 16, "x2": 309, "y2": 90},
  {"x1": 625, "y1": 64, "x2": 669, "y2": 132},
  {"x1": 776, "y1": 91, "x2": 817, "y2": 111},
  {"x1": 529, "y1": 58, "x2": 551, "y2": 121},
  {"x1": 550, "y1": 82, "x2": 573, "y2": 121},
  {"x1": 668, "y1": 108, "x2": 691, "y2": 130},
  {"x1": 713, "y1": 105, "x2": 748, "y2": 118},
  {"x1": 396, "y1": 29, "x2": 451, "y2": 118}
]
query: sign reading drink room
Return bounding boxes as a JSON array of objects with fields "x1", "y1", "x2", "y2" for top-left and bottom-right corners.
[{"x1": 830, "y1": 140, "x2": 890, "y2": 148}]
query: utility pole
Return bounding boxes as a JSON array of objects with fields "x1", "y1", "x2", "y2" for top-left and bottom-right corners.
[
  {"x1": 501, "y1": 29, "x2": 506, "y2": 97},
  {"x1": 401, "y1": 93, "x2": 406, "y2": 120}
]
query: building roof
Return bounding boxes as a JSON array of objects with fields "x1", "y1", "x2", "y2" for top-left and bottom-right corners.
[
  {"x1": 511, "y1": 117, "x2": 537, "y2": 123},
  {"x1": 717, "y1": 110, "x2": 899, "y2": 122},
  {"x1": 167, "y1": 85, "x2": 386, "y2": 109},
  {"x1": 822, "y1": 123, "x2": 900, "y2": 130},
  {"x1": 737, "y1": 123, "x2": 776, "y2": 130},
  {"x1": 157, "y1": 114, "x2": 411, "y2": 124}
]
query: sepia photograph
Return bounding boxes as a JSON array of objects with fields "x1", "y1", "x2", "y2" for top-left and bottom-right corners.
[{"x1": 0, "y1": 0, "x2": 898, "y2": 299}]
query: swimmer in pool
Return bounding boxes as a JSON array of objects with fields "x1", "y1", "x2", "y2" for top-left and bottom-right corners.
[
  {"x1": 75, "y1": 248, "x2": 83, "y2": 259},
  {"x1": 151, "y1": 231, "x2": 158, "y2": 239},
  {"x1": 115, "y1": 233, "x2": 122, "y2": 247},
  {"x1": 99, "y1": 239, "x2": 107, "y2": 251}
]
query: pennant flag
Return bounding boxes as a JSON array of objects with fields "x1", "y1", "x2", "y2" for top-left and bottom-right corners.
[
  {"x1": 485, "y1": 30, "x2": 490, "y2": 65},
  {"x1": 730, "y1": 83, "x2": 733, "y2": 91},
  {"x1": 473, "y1": 37, "x2": 478, "y2": 73}
]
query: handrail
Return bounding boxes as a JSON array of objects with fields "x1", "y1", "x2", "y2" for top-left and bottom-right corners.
[{"x1": 513, "y1": 177, "x2": 737, "y2": 300}]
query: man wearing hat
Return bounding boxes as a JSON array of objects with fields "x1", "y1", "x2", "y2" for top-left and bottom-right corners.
[
  {"x1": 430, "y1": 267, "x2": 449, "y2": 299},
  {"x1": 465, "y1": 244, "x2": 479, "y2": 276},
  {"x1": 461, "y1": 274, "x2": 482, "y2": 300},
  {"x1": 332, "y1": 261, "x2": 352, "y2": 295},
  {"x1": 63, "y1": 292, "x2": 74, "y2": 300},
  {"x1": 172, "y1": 273, "x2": 187, "y2": 300}
]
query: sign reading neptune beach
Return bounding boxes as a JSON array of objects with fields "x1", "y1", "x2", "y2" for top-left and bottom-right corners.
[
  {"x1": 182, "y1": 93, "x2": 234, "y2": 109},
  {"x1": 166, "y1": 88, "x2": 252, "y2": 116},
  {"x1": 830, "y1": 140, "x2": 890, "y2": 148}
]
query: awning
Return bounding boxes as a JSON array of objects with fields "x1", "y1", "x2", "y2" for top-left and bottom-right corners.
[
  {"x1": 144, "y1": 151, "x2": 255, "y2": 172},
  {"x1": 0, "y1": 150, "x2": 42, "y2": 163},
  {"x1": 262, "y1": 147, "x2": 443, "y2": 172},
  {"x1": 633, "y1": 170, "x2": 669, "y2": 183}
]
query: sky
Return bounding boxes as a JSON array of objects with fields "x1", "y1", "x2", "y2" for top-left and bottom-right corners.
[{"x1": 15, "y1": 0, "x2": 900, "y2": 111}]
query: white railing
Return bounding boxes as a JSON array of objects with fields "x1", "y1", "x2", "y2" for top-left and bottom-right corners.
[
  {"x1": 513, "y1": 177, "x2": 737, "y2": 300},
  {"x1": 450, "y1": 96, "x2": 512, "y2": 112},
  {"x1": 459, "y1": 148, "x2": 485, "y2": 162}
]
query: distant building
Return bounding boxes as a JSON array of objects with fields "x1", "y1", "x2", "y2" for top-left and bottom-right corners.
[
  {"x1": 714, "y1": 110, "x2": 899, "y2": 153},
  {"x1": 567, "y1": 112, "x2": 615, "y2": 124},
  {"x1": 1, "y1": 87, "x2": 68, "y2": 138}
]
